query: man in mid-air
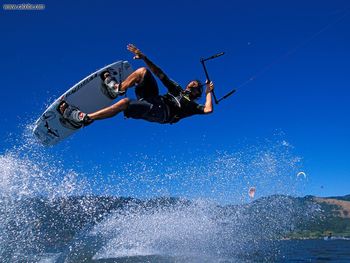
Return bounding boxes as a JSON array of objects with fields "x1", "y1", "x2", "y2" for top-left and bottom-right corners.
[{"x1": 59, "y1": 44, "x2": 214, "y2": 126}]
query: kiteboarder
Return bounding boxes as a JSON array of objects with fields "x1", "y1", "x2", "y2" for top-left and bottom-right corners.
[{"x1": 59, "y1": 44, "x2": 214, "y2": 126}]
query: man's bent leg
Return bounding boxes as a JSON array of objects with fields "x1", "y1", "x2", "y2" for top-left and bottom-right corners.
[
  {"x1": 133, "y1": 68, "x2": 159, "y2": 100},
  {"x1": 103, "y1": 67, "x2": 158, "y2": 100},
  {"x1": 88, "y1": 98, "x2": 130, "y2": 120},
  {"x1": 115, "y1": 67, "x2": 149, "y2": 92}
]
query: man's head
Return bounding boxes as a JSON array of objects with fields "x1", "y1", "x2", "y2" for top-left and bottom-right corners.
[{"x1": 185, "y1": 79, "x2": 203, "y2": 100}]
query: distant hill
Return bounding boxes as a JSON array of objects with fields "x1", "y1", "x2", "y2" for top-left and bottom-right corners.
[
  {"x1": 222, "y1": 194, "x2": 350, "y2": 239},
  {"x1": 324, "y1": 194, "x2": 350, "y2": 202},
  {"x1": 287, "y1": 195, "x2": 350, "y2": 239},
  {"x1": 314, "y1": 197, "x2": 350, "y2": 218}
]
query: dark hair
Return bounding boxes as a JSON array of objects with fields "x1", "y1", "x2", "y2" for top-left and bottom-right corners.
[{"x1": 189, "y1": 79, "x2": 203, "y2": 100}]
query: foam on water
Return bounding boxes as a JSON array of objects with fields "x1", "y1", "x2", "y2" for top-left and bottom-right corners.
[
  {"x1": 88, "y1": 195, "x2": 313, "y2": 262},
  {"x1": 0, "y1": 124, "x2": 310, "y2": 262},
  {"x1": 0, "y1": 124, "x2": 90, "y2": 261},
  {"x1": 92, "y1": 199, "x2": 219, "y2": 259}
]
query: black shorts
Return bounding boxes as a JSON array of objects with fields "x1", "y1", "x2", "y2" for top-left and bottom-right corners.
[
  {"x1": 134, "y1": 69, "x2": 159, "y2": 100},
  {"x1": 124, "y1": 69, "x2": 169, "y2": 123}
]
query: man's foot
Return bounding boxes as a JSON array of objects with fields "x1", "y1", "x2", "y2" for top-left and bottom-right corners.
[
  {"x1": 101, "y1": 71, "x2": 125, "y2": 99},
  {"x1": 58, "y1": 101, "x2": 93, "y2": 128}
]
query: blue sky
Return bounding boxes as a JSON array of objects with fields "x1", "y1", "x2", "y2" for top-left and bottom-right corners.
[{"x1": 1, "y1": 0, "x2": 349, "y2": 201}]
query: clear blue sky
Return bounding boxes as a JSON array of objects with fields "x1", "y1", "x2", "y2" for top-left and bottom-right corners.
[{"x1": 1, "y1": 0, "x2": 349, "y2": 201}]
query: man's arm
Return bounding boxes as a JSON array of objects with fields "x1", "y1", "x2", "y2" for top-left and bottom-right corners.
[
  {"x1": 203, "y1": 81, "x2": 214, "y2": 114},
  {"x1": 127, "y1": 44, "x2": 166, "y2": 78},
  {"x1": 127, "y1": 44, "x2": 182, "y2": 94}
]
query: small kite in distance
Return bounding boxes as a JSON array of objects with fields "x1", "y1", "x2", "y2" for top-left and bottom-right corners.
[
  {"x1": 248, "y1": 187, "x2": 256, "y2": 199},
  {"x1": 297, "y1": 171, "x2": 306, "y2": 178}
]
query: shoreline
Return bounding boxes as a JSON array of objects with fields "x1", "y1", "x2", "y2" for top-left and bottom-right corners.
[{"x1": 281, "y1": 236, "x2": 350, "y2": 241}]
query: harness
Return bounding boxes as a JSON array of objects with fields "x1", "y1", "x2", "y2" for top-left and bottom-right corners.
[{"x1": 163, "y1": 91, "x2": 192, "y2": 124}]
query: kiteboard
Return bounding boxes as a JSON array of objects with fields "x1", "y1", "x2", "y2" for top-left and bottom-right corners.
[{"x1": 33, "y1": 61, "x2": 133, "y2": 146}]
